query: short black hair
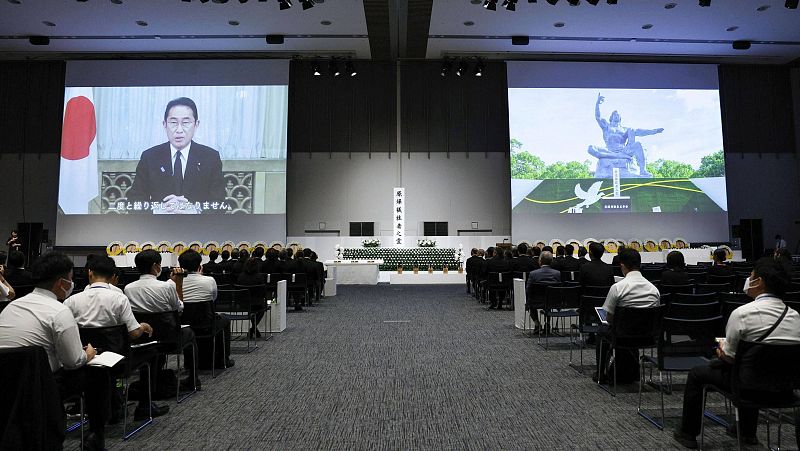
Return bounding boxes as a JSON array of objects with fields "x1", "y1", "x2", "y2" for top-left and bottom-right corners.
[
  {"x1": 555, "y1": 245, "x2": 565, "y2": 256},
  {"x1": 618, "y1": 247, "x2": 641, "y2": 271},
  {"x1": 279, "y1": 250, "x2": 288, "y2": 260},
  {"x1": 87, "y1": 255, "x2": 117, "y2": 279},
  {"x1": 517, "y1": 243, "x2": 528, "y2": 254},
  {"x1": 564, "y1": 244, "x2": 574, "y2": 255},
  {"x1": 589, "y1": 242, "x2": 604, "y2": 260},
  {"x1": 178, "y1": 249, "x2": 203, "y2": 272},
  {"x1": 164, "y1": 97, "x2": 198, "y2": 122},
  {"x1": 532, "y1": 246, "x2": 542, "y2": 257},
  {"x1": 753, "y1": 257, "x2": 791, "y2": 297},
  {"x1": 713, "y1": 248, "x2": 727, "y2": 263},
  {"x1": 486, "y1": 247, "x2": 495, "y2": 258},
  {"x1": 542, "y1": 246, "x2": 553, "y2": 253},
  {"x1": 252, "y1": 247, "x2": 265, "y2": 259},
  {"x1": 666, "y1": 250, "x2": 685, "y2": 270},
  {"x1": 208, "y1": 250, "x2": 219, "y2": 261},
  {"x1": 7, "y1": 250, "x2": 25, "y2": 268},
  {"x1": 231, "y1": 249, "x2": 240, "y2": 259},
  {"x1": 286, "y1": 248, "x2": 294, "y2": 258},
  {"x1": 239, "y1": 249, "x2": 250, "y2": 261},
  {"x1": 243, "y1": 257, "x2": 260, "y2": 275},
  {"x1": 221, "y1": 250, "x2": 230, "y2": 260},
  {"x1": 134, "y1": 249, "x2": 162, "y2": 275},
  {"x1": 578, "y1": 246, "x2": 588, "y2": 258},
  {"x1": 266, "y1": 248, "x2": 279, "y2": 261},
  {"x1": 303, "y1": 248, "x2": 312, "y2": 258},
  {"x1": 471, "y1": 248, "x2": 478, "y2": 256},
  {"x1": 310, "y1": 252, "x2": 318, "y2": 261},
  {"x1": 31, "y1": 252, "x2": 74, "y2": 288}
]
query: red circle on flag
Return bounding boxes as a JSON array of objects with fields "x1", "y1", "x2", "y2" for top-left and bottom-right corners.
[{"x1": 61, "y1": 96, "x2": 96, "y2": 161}]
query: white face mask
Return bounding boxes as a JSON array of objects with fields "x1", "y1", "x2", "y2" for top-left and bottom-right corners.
[
  {"x1": 60, "y1": 278, "x2": 75, "y2": 299},
  {"x1": 742, "y1": 277, "x2": 750, "y2": 293}
]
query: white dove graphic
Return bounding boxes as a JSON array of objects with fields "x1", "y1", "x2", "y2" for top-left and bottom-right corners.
[{"x1": 573, "y1": 181, "x2": 604, "y2": 210}]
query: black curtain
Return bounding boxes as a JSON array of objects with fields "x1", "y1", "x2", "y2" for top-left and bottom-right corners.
[
  {"x1": 400, "y1": 61, "x2": 509, "y2": 154},
  {"x1": 718, "y1": 65, "x2": 796, "y2": 154},
  {"x1": 0, "y1": 61, "x2": 66, "y2": 154},
  {"x1": 288, "y1": 60, "x2": 395, "y2": 155}
]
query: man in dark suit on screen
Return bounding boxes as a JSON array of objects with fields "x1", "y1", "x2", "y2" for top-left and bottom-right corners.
[{"x1": 126, "y1": 97, "x2": 226, "y2": 213}]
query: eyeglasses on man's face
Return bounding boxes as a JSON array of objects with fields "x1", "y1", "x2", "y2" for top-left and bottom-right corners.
[{"x1": 166, "y1": 120, "x2": 196, "y2": 131}]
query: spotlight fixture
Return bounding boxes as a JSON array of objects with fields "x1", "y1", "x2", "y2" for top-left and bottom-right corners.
[
  {"x1": 265, "y1": 34, "x2": 284, "y2": 44},
  {"x1": 440, "y1": 61, "x2": 451, "y2": 77},
  {"x1": 300, "y1": 0, "x2": 315, "y2": 9},
  {"x1": 483, "y1": 0, "x2": 498, "y2": 10},
  {"x1": 732, "y1": 40, "x2": 751, "y2": 50},
  {"x1": 474, "y1": 60, "x2": 484, "y2": 77},
  {"x1": 456, "y1": 61, "x2": 467, "y2": 77},
  {"x1": 278, "y1": 0, "x2": 291, "y2": 9},
  {"x1": 546, "y1": 0, "x2": 558, "y2": 4},
  {"x1": 345, "y1": 61, "x2": 357, "y2": 77},
  {"x1": 699, "y1": 0, "x2": 710, "y2": 6},
  {"x1": 502, "y1": 0, "x2": 517, "y2": 10},
  {"x1": 511, "y1": 35, "x2": 530, "y2": 45},
  {"x1": 787, "y1": 0, "x2": 799, "y2": 8},
  {"x1": 329, "y1": 61, "x2": 341, "y2": 77},
  {"x1": 312, "y1": 62, "x2": 322, "y2": 76}
]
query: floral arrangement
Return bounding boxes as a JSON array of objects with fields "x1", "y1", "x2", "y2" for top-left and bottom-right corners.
[
  {"x1": 362, "y1": 239, "x2": 381, "y2": 248},
  {"x1": 334, "y1": 244, "x2": 343, "y2": 259},
  {"x1": 418, "y1": 239, "x2": 436, "y2": 247}
]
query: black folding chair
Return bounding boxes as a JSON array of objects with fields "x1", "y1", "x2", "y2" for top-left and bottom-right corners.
[
  {"x1": 181, "y1": 301, "x2": 227, "y2": 377},
  {"x1": 79, "y1": 324, "x2": 157, "y2": 440},
  {"x1": 707, "y1": 274, "x2": 737, "y2": 289},
  {"x1": 582, "y1": 285, "x2": 611, "y2": 297},
  {"x1": 487, "y1": 272, "x2": 512, "y2": 309},
  {"x1": 638, "y1": 310, "x2": 722, "y2": 430},
  {"x1": 659, "y1": 284, "x2": 694, "y2": 296},
  {"x1": 234, "y1": 284, "x2": 272, "y2": 342},
  {"x1": 570, "y1": 295, "x2": 606, "y2": 373},
  {"x1": 524, "y1": 281, "x2": 552, "y2": 336},
  {"x1": 670, "y1": 292, "x2": 718, "y2": 306},
  {"x1": 701, "y1": 341, "x2": 800, "y2": 451},
  {"x1": 286, "y1": 273, "x2": 308, "y2": 308},
  {"x1": 540, "y1": 285, "x2": 581, "y2": 351},
  {"x1": 216, "y1": 288, "x2": 257, "y2": 353},
  {"x1": 598, "y1": 305, "x2": 665, "y2": 396},
  {"x1": 696, "y1": 283, "x2": 732, "y2": 294},
  {"x1": 265, "y1": 273, "x2": 285, "y2": 301},
  {"x1": 132, "y1": 310, "x2": 197, "y2": 403}
]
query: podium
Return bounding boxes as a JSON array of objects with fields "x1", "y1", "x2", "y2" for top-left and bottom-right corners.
[{"x1": 496, "y1": 243, "x2": 513, "y2": 250}]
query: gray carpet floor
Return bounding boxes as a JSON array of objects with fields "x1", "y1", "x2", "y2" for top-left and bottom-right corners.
[{"x1": 66, "y1": 285, "x2": 795, "y2": 450}]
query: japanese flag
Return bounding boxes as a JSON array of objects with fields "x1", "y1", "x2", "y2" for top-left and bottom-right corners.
[{"x1": 59, "y1": 87, "x2": 99, "y2": 214}]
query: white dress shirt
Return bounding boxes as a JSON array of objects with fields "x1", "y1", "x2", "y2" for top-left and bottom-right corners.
[
  {"x1": 180, "y1": 272, "x2": 217, "y2": 303},
  {"x1": 124, "y1": 274, "x2": 183, "y2": 313},
  {"x1": 170, "y1": 142, "x2": 191, "y2": 178},
  {"x1": 603, "y1": 270, "x2": 660, "y2": 314},
  {"x1": 64, "y1": 282, "x2": 140, "y2": 332},
  {"x1": 723, "y1": 293, "x2": 800, "y2": 358},
  {"x1": 0, "y1": 288, "x2": 88, "y2": 372}
]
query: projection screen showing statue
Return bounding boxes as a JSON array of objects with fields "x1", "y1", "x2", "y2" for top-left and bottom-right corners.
[{"x1": 510, "y1": 88, "x2": 727, "y2": 216}]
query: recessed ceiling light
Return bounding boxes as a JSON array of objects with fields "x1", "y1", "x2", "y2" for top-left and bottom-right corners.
[
  {"x1": 320, "y1": 20, "x2": 332, "y2": 25},
  {"x1": 756, "y1": 4, "x2": 770, "y2": 10},
  {"x1": 554, "y1": 22, "x2": 565, "y2": 28},
  {"x1": 726, "y1": 26, "x2": 739, "y2": 31},
  {"x1": 42, "y1": 21, "x2": 56, "y2": 27},
  {"x1": 664, "y1": 2, "x2": 677, "y2": 9},
  {"x1": 136, "y1": 20, "x2": 148, "y2": 26},
  {"x1": 641, "y1": 23, "x2": 653, "y2": 29},
  {"x1": 228, "y1": 20, "x2": 240, "y2": 26},
  {"x1": 464, "y1": 21, "x2": 475, "y2": 26}
]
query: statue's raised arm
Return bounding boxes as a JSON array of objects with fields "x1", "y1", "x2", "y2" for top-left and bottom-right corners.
[
  {"x1": 595, "y1": 93, "x2": 607, "y2": 129},
  {"x1": 633, "y1": 127, "x2": 665, "y2": 137}
]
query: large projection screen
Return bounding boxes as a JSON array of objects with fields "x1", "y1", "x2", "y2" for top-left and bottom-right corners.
[
  {"x1": 508, "y1": 61, "x2": 728, "y2": 244},
  {"x1": 56, "y1": 60, "x2": 288, "y2": 247}
]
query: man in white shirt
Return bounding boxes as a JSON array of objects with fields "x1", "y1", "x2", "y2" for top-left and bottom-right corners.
[
  {"x1": 124, "y1": 250, "x2": 200, "y2": 389},
  {"x1": 774, "y1": 233, "x2": 787, "y2": 250},
  {"x1": 0, "y1": 252, "x2": 106, "y2": 450},
  {"x1": 178, "y1": 250, "x2": 233, "y2": 368},
  {"x1": 674, "y1": 258, "x2": 800, "y2": 449},
  {"x1": 594, "y1": 248, "x2": 660, "y2": 383},
  {"x1": 65, "y1": 255, "x2": 169, "y2": 421}
]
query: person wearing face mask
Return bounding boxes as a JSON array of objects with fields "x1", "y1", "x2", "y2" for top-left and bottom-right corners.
[
  {"x1": 673, "y1": 257, "x2": 800, "y2": 449},
  {"x1": 0, "y1": 252, "x2": 108, "y2": 450}
]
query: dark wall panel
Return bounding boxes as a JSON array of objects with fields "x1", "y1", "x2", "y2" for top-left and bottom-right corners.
[
  {"x1": 289, "y1": 60, "x2": 395, "y2": 155},
  {"x1": 0, "y1": 61, "x2": 66, "y2": 154},
  {"x1": 719, "y1": 65, "x2": 796, "y2": 154},
  {"x1": 400, "y1": 61, "x2": 509, "y2": 154}
]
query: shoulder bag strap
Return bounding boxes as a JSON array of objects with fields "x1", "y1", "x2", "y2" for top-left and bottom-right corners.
[{"x1": 756, "y1": 305, "x2": 789, "y2": 342}]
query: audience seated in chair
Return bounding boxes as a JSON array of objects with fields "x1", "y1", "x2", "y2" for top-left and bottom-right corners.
[
  {"x1": 64, "y1": 255, "x2": 168, "y2": 421},
  {"x1": 219, "y1": 250, "x2": 234, "y2": 274},
  {"x1": 525, "y1": 251, "x2": 562, "y2": 332},
  {"x1": 511, "y1": 243, "x2": 538, "y2": 275},
  {"x1": 577, "y1": 246, "x2": 589, "y2": 267},
  {"x1": 232, "y1": 249, "x2": 249, "y2": 275},
  {"x1": 579, "y1": 242, "x2": 614, "y2": 287},
  {"x1": 594, "y1": 247, "x2": 660, "y2": 383},
  {"x1": 465, "y1": 248, "x2": 480, "y2": 294},
  {"x1": 673, "y1": 257, "x2": 800, "y2": 449},
  {"x1": 203, "y1": 251, "x2": 221, "y2": 275},
  {"x1": 0, "y1": 252, "x2": 108, "y2": 450},
  {"x1": 178, "y1": 250, "x2": 234, "y2": 369},
  {"x1": 661, "y1": 251, "x2": 692, "y2": 286},
  {"x1": 237, "y1": 257, "x2": 266, "y2": 338},
  {"x1": 485, "y1": 247, "x2": 512, "y2": 310},
  {"x1": 707, "y1": 248, "x2": 734, "y2": 278},
  {"x1": 262, "y1": 248, "x2": 281, "y2": 275},
  {"x1": 123, "y1": 250, "x2": 201, "y2": 389},
  {"x1": 4, "y1": 250, "x2": 33, "y2": 288}
]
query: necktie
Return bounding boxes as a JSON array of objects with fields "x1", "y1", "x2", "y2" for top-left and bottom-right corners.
[{"x1": 174, "y1": 150, "x2": 183, "y2": 195}]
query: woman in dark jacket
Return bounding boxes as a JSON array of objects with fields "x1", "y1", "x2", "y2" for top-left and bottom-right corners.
[{"x1": 661, "y1": 250, "x2": 692, "y2": 286}]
